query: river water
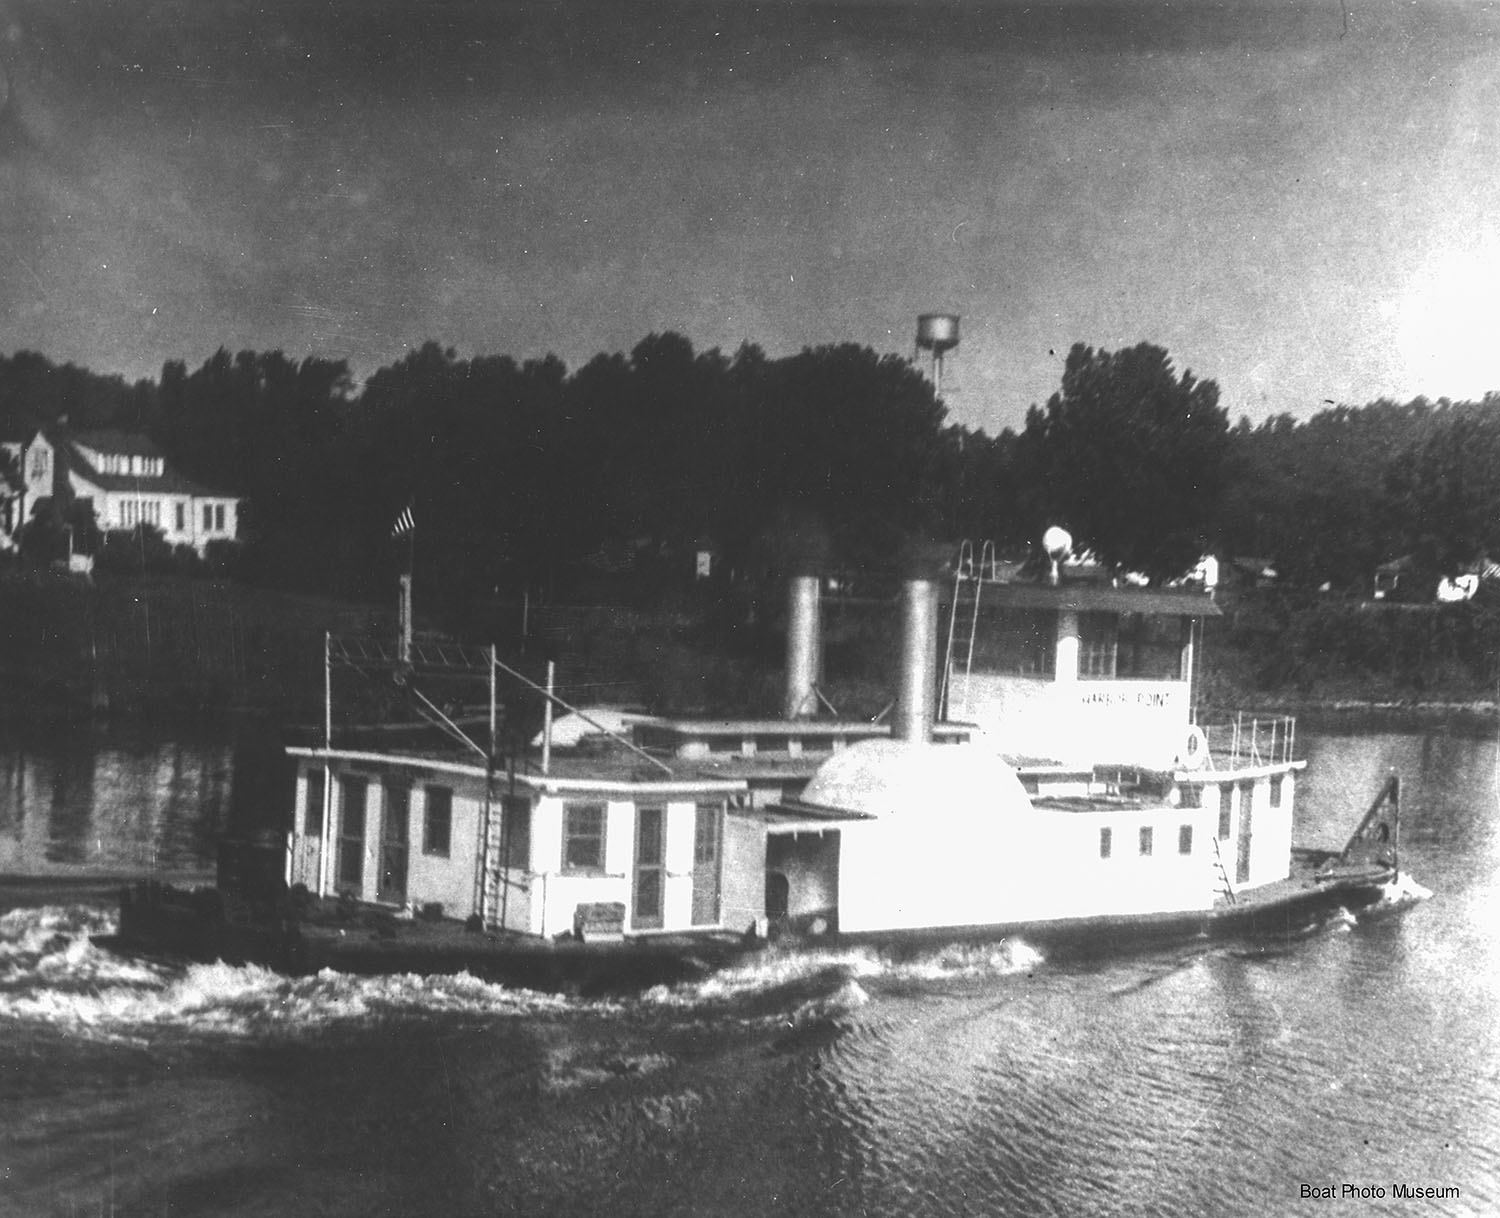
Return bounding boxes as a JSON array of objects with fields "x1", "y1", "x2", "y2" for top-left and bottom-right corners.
[{"x1": 0, "y1": 722, "x2": 1494, "y2": 1217}]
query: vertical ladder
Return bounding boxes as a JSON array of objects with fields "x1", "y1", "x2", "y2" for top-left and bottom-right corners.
[
  {"x1": 1211, "y1": 834, "x2": 1236, "y2": 904},
  {"x1": 942, "y1": 540, "x2": 996, "y2": 720},
  {"x1": 940, "y1": 541, "x2": 974, "y2": 719}
]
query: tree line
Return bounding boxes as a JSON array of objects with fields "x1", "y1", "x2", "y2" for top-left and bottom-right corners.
[{"x1": 3, "y1": 338, "x2": 1498, "y2": 607}]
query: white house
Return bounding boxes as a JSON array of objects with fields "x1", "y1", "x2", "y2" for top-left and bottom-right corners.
[
  {"x1": 0, "y1": 422, "x2": 55, "y2": 545},
  {"x1": 66, "y1": 430, "x2": 240, "y2": 556}
]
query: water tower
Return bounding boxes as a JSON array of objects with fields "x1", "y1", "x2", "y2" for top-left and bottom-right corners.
[{"x1": 915, "y1": 313, "x2": 960, "y2": 397}]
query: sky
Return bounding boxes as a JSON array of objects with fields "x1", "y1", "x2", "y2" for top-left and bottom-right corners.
[{"x1": 1, "y1": 0, "x2": 1498, "y2": 435}]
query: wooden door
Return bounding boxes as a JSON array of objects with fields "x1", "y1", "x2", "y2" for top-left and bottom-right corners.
[{"x1": 632, "y1": 806, "x2": 665, "y2": 930}]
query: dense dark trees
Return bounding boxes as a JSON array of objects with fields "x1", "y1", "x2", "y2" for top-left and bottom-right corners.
[
  {"x1": 1017, "y1": 343, "x2": 1229, "y2": 582},
  {"x1": 4, "y1": 344, "x2": 1500, "y2": 604}
]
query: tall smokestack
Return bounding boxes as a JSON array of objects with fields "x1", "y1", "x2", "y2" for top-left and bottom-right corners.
[
  {"x1": 895, "y1": 577, "x2": 938, "y2": 744},
  {"x1": 784, "y1": 574, "x2": 822, "y2": 719}
]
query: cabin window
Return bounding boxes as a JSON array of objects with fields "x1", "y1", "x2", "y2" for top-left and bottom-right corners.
[
  {"x1": 1217, "y1": 787, "x2": 1233, "y2": 839},
  {"x1": 337, "y1": 776, "x2": 368, "y2": 888},
  {"x1": 1178, "y1": 824, "x2": 1193, "y2": 855},
  {"x1": 563, "y1": 803, "x2": 607, "y2": 873},
  {"x1": 1116, "y1": 614, "x2": 1188, "y2": 680},
  {"x1": 203, "y1": 503, "x2": 214, "y2": 532},
  {"x1": 1178, "y1": 783, "x2": 1203, "y2": 809},
  {"x1": 1079, "y1": 613, "x2": 1118, "y2": 679},
  {"x1": 28, "y1": 447, "x2": 49, "y2": 479},
  {"x1": 423, "y1": 785, "x2": 453, "y2": 856},
  {"x1": 304, "y1": 769, "x2": 326, "y2": 836},
  {"x1": 500, "y1": 795, "x2": 531, "y2": 870},
  {"x1": 1138, "y1": 826, "x2": 1154, "y2": 856},
  {"x1": 970, "y1": 609, "x2": 1056, "y2": 676},
  {"x1": 1270, "y1": 775, "x2": 1285, "y2": 808},
  {"x1": 175, "y1": 502, "x2": 186, "y2": 532},
  {"x1": 1099, "y1": 827, "x2": 1113, "y2": 859}
]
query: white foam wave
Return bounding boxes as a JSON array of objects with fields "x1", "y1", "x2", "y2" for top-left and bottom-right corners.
[{"x1": 1379, "y1": 871, "x2": 1434, "y2": 909}]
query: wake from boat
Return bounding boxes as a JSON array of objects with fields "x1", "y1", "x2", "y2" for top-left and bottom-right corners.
[{"x1": 0, "y1": 905, "x2": 1049, "y2": 1039}]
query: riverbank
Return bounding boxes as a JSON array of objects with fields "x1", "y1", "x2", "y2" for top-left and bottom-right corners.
[{"x1": 5, "y1": 572, "x2": 1499, "y2": 735}]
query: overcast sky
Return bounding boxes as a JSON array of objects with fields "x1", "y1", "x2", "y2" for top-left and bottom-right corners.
[{"x1": 1, "y1": 0, "x2": 1497, "y2": 434}]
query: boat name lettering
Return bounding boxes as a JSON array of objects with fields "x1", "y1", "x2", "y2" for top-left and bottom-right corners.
[{"x1": 1076, "y1": 690, "x2": 1175, "y2": 708}]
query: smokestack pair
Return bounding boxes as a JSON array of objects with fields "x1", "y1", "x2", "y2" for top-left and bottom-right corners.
[{"x1": 783, "y1": 573, "x2": 937, "y2": 744}]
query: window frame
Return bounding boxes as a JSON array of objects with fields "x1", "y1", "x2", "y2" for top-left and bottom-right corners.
[
  {"x1": 562, "y1": 802, "x2": 608, "y2": 874},
  {"x1": 423, "y1": 784, "x2": 453, "y2": 857}
]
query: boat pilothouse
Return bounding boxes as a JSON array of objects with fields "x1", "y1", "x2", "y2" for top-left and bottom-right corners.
[{"x1": 938, "y1": 534, "x2": 1304, "y2": 897}]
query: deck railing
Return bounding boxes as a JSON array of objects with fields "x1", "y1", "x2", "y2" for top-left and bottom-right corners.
[{"x1": 1198, "y1": 713, "x2": 1297, "y2": 769}]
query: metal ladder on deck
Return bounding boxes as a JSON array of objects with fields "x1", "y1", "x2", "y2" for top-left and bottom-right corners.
[{"x1": 940, "y1": 540, "x2": 996, "y2": 720}]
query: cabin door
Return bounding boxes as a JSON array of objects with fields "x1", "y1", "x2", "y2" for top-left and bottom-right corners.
[
  {"x1": 633, "y1": 806, "x2": 665, "y2": 930},
  {"x1": 1235, "y1": 782, "x2": 1253, "y2": 884},
  {"x1": 691, "y1": 804, "x2": 722, "y2": 925},
  {"x1": 336, "y1": 776, "x2": 368, "y2": 894},
  {"x1": 378, "y1": 781, "x2": 410, "y2": 904}
]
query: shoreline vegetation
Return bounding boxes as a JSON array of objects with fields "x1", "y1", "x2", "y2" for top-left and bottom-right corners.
[{"x1": 2, "y1": 571, "x2": 1498, "y2": 736}]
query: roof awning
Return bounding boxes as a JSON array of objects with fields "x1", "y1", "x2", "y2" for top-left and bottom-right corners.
[{"x1": 973, "y1": 583, "x2": 1220, "y2": 617}]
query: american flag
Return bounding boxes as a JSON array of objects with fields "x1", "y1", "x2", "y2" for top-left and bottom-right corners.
[{"x1": 391, "y1": 501, "x2": 415, "y2": 538}]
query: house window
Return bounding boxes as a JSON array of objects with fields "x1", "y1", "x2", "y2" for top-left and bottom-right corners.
[
  {"x1": 304, "y1": 769, "x2": 325, "y2": 836},
  {"x1": 1079, "y1": 613, "x2": 1118, "y2": 679},
  {"x1": 1099, "y1": 827, "x2": 1113, "y2": 859},
  {"x1": 337, "y1": 776, "x2": 368, "y2": 889},
  {"x1": 563, "y1": 802, "x2": 607, "y2": 873},
  {"x1": 28, "y1": 447, "x2": 49, "y2": 480},
  {"x1": 121, "y1": 500, "x2": 138, "y2": 528},
  {"x1": 203, "y1": 503, "x2": 215, "y2": 532},
  {"x1": 1217, "y1": 787, "x2": 1233, "y2": 839},
  {"x1": 500, "y1": 795, "x2": 531, "y2": 870},
  {"x1": 1179, "y1": 783, "x2": 1203, "y2": 809},
  {"x1": 175, "y1": 502, "x2": 186, "y2": 532},
  {"x1": 1270, "y1": 775, "x2": 1284, "y2": 808},
  {"x1": 1139, "y1": 826, "x2": 1154, "y2": 856},
  {"x1": 214, "y1": 503, "x2": 226, "y2": 531},
  {"x1": 145, "y1": 500, "x2": 160, "y2": 527},
  {"x1": 423, "y1": 785, "x2": 452, "y2": 856},
  {"x1": 1178, "y1": 824, "x2": 1194, "y2": 855}
]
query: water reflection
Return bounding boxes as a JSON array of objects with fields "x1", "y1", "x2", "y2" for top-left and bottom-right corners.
[{"x1": 0, "y1": 724, "x2": 233, "y2": 875}]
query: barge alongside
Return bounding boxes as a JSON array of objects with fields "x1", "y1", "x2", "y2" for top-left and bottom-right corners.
[{"x1": 108, "y1": 539, "x2": 1420, "y2": 992}]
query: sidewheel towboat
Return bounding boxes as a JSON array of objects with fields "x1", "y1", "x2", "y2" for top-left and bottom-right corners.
[{"x1": 106, "y1": 539, "x2": 1425, "y2": 993}]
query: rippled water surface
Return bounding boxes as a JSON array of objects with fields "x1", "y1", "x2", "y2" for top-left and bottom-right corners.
[{"x1": 1, "y1": 725, "x2": 1496, "y2": 1217}]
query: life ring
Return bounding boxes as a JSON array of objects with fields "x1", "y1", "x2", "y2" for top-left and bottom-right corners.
[{"x1": 1178, "y1": 725, "x2": 1208, "y2": 770}]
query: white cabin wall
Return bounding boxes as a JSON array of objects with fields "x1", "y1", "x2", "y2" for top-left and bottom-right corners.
[
  {"x1": 963, "y1": 673, "x2": 1190, "y2": 768},
  {"x1": 403, "y1": 782, "x2": 481, "y2": 919},
  {"x1": 835, "y1": 805, "x2": 1222, "y2": 934}
]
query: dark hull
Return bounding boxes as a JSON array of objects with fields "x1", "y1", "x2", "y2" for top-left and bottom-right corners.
[
  {"x1": 828, "y1": 867, "x2": 1399, "y2": 964},
  {"x1": 101, "y1": 861, "x2": 1399, "y2": 995},
  {"x1": 103, "y1": 882, "x2": 756, "y2": 997}
]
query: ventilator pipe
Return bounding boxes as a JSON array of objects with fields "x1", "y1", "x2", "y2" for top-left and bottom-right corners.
[{"x1": 784, "y1": 574, "x2": 822, "y2": 719}]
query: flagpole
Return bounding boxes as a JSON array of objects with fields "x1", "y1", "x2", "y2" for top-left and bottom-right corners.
[{"x1": 396, "y1": 497, "x2": 414, "y2": 664}]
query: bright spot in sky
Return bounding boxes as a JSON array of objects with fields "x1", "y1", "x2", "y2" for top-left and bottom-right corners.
[{"x1": 1397, "y1": 241, "x2": 1500, "y2": 400}]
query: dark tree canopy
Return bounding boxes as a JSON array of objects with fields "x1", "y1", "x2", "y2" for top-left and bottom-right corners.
[{"x1": 1019, "y1": 342, "x2": 1229, "y2": 582}]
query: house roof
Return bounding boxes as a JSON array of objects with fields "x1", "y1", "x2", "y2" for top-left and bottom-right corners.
[
  {"x1": 0, "y1": 416, "x2": 47, "y2": 445},
  {"x1": 72, "y1": 429, "x2": 166, "y2": 458},
  {"x1": 67, "y1": 442, "x2": 233, "y2": 499}
]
